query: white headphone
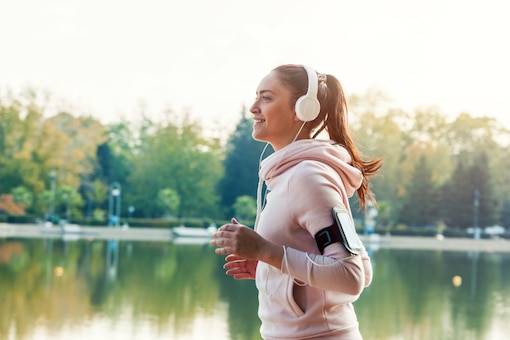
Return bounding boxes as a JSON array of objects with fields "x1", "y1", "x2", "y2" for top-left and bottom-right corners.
[{"x1": 295, "y1": 65, "x2": 321, "y2": 122}]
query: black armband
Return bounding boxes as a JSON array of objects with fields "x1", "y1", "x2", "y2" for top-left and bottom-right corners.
[
  {"x1": 314, "y1": 207, "x2": 363, "y2": 255},
  {"x1": 314, "y1": 223, "x2": 343, "y2": 255}
]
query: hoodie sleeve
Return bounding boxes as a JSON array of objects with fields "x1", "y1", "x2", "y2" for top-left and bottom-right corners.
[{"x1": 282, "y1": 160, "x2": 372, "y2": 295}]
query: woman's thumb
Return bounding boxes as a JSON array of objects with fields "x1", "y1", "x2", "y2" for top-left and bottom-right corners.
[{"x1": 231, "y1": 218, "x2": 239, "y2": 224}]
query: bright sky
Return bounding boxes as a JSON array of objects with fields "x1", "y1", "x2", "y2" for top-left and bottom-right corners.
[{"x1": 1, "y1": 0, "x2": 509, "y2": 130}]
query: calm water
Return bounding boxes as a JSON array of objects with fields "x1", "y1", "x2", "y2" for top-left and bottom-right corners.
[{"x1": 0, "y1": 237, "x2": 509, "y2": 340}]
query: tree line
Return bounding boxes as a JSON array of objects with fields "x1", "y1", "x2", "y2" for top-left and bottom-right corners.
[{"x1": 1, "y1": 89, "x2": 509, "y2": 232}]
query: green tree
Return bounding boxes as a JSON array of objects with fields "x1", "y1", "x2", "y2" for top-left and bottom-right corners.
[
  {"x1": 439, "y1": 158, "x2": 476, "y2": 229},
  {"x1": 218, "y1": 107, "x2": 267, "y2": 217},
  {"x1": 468, "y1": 152, "x2": 496, "y2": 228},
  {"x1": 10, "y1": 186, "x2": 34, "y2": 213},
  {"x1": 482, "y1": 125, "x2": 510, "y2": 225},
  {"x1": 128, "y1": 113, "x2": 223, "y2": 218},
  {"x1": 56, "y1": 185, "x2": 84, "y2": 222},
  {"x1": 45, "y1": 112, "x2": 107, "y2": 188},
  {"x1": 398, "y1": 155, "x2": 437, "y2": 227},
  {"x1": 0, "y1": 90, "x2": 107, "y2": 219},
  {"x1": 437, "y1": 114, "x2": 504, "y2": 229},
  {"x1": 0, "y1": 90, "x2": 43, "y2": 195},
  {"x1": 37, "y1": 190, "x2": 53, "y2": 220},
  {"x1": 349, "y1": 107, "x2": 408, "y2": 223},
  {"x1": 89, "y1": 121, "x2": 136, "y2": 218},
  {"x1": 232, "y1": 195, "x2": 257, "y2": 225},
  {"x1": 500, "y1": 200, "x2": 510, "y2": 228},
  {"x1": 94, "y1": 122, "x2": 135, "y2": 185},
  {"x1": 157, "y1": 188, "x2": 180, "y2": 217},
  {"x1": 90, "y1": 180, "x2": 108, "y2": 221}
]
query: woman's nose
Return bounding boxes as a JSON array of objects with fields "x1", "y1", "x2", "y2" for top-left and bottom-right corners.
[{"x1": 249, "y1": 101, "x2": 258, "y2": 114}]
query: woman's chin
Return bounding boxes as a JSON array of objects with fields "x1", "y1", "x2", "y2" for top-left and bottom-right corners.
[{"x1": 251, "y1": 129, "x2": 266, "y2": 141}]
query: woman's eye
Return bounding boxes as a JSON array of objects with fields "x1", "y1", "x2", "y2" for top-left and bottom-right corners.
[{"x1": 254, "y1": 94, "x2": 271, "y2": 102}]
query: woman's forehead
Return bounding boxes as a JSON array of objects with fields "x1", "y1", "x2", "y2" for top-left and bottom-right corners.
[{"x1": 256, "y1": 71, "x2": 282, "y2": 93}]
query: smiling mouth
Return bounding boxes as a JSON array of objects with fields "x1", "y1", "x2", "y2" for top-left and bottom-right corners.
[{"x1": 253, "y1": 119, "x2": 265, "y2": 124}]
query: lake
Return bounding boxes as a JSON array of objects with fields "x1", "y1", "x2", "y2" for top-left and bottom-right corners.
[{"x1": 0, "y1": 234, "x2": 509, "y2": 340}]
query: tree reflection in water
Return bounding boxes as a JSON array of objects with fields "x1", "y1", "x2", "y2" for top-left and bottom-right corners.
[{"x1": 0, "y1": 238, "x2": 508, "y2": 340}]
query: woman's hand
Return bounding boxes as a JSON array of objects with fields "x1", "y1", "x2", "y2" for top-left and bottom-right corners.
[
  {"x1": 211, "y1": 218, "x2": 265, "y2": 259},
  {"x1": 223, "y1": 254, "x2": 258, "y2": 280},
  {"x1": 210, "y1": 218, "x2": 284, "y2": 269}
]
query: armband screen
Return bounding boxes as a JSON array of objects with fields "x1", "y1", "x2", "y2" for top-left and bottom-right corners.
[{"x1": 332, "y1": 207, "x2": 363, "y2": 255}]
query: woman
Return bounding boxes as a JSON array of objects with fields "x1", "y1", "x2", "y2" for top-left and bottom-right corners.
[{"x1": 211, "y1": 64, "x2": 382, "y2": 339}]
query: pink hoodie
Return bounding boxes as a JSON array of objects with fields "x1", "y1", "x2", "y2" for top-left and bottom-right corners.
[{"x1": 255, "y1": 139, "x2": 372, "y2": 339}]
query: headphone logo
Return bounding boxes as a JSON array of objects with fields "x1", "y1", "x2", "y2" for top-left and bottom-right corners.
[{"x1": 295, "y1": 65, "x2": 321, "y2": 122}]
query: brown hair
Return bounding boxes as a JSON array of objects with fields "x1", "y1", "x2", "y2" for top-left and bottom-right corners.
[{"x1": 273, "y1": 64, "x2": 383, "y2": 208}]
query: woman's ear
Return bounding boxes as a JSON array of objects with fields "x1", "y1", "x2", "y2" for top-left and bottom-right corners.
[{"x1": 293, "y1": 111, "x2": 303, "y2": 122}]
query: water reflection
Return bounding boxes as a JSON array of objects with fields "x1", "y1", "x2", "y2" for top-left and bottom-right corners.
[
  {"x1": 105, "y1": 240, "x2": 119, "y2": 281},
  {"x1": 0, "y1": 238, "x2": 508, "y2": 340},
  {"x1": 356, "y1": 249, "x2": 510, "y2": 340}
]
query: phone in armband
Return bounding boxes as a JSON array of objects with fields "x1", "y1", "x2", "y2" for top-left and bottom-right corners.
[
  {"x1": 332, "y1": 207, "x2": 363, "y2": 255},
  {"x1": 314, "y1": 207, "x2": 364, "y2": 255}
]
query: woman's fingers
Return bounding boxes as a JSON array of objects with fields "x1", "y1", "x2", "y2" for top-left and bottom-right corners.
[
  {"x1": 225, "y1": 254, "x2": 244, "y2": 262},
  {"x1": 232, "y1": 273, "x2": 254, "y2": 280},
  {"x1": 224, "y1": 259, "x2": 247, "y2": 269},
  {"x1": 210, "y1": 228, "x2": 235, "y2": 250},
  {"x1": 225, "y1": 267, "x2": 253, "y2": 280},
  {"x1": 211, "y1": 223, "x2": 238, "y2": 243}
]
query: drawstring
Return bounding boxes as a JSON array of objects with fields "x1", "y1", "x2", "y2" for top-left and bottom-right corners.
[{"x1": 254, "y1": 122, "x2": 307, "y2": 230}]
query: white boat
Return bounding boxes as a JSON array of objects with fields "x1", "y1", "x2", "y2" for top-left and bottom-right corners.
[{"x1": 171, "y1": 225, "x2": 217, "y2": 238}]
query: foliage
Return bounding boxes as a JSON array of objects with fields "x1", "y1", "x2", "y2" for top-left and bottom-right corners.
[
  {"x1": 157, "y1": 188, "x2": 181, "y2": 217},
  {"x1": 56, "y1": 185, "x2": 84, "y2": 222},
  {"x1": 10, "y1": 186, "x2": 33, "y2": 211},
  {"x1": 348, "y1": 91, "x2": 509, "y2": 230},
  {"x1": 398, "y1": 155, "x2": 437, "y2": 227},
  {"x1": 126, "y1": 112, "x2": 223, "y2": 219},
  {"x1": 217, "y1": 107, "x2": 267, "y2": 218},
  {"x1": 1, "y1": 88, "x2": 510, "y2": 230},
  {"x1": 0, "y1": 194, "x2": 25, "y2": 215},
  {"x1": 232, "y1": 195, "x2": 257, "y2": 225},
  {"x1": 94, "y1": 122, "x2": 135, "y2": 188},
  {"x1": 0, "y1": 90, "x2": 106, "y2": 221}
]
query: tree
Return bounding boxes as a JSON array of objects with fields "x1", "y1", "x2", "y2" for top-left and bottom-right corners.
[
  {"x1": 398, "y1": 155, "x2": 437, "y2": 227},
  {"x1": 37, "y1": 190, "x2": 53, "y2": 221},
  {"x1": 94, "y1": 122, "x2": 135, "y2": 185},
  {"x1": 0, "y1": 90, "x2": 108, "y2": 219},
  {"x1": 232, "y1": 195, "x2": 257, "y2": 225},
  {"x1": 500, "y1": 200, "x2": 510, "y2": 228},
  {"x1": 438, "y1": 154, "x2": 490, "y2": 230},
  {"x1": 157, "y1": 188, "x2": 180, "y2": 217},
  {"x1": 56, "y1": 185, "x2": 84, "y2": 222},
  {"x1": 45, "y1": 112, "x2": 107, "y2": 187},
  {"x1": 0, "y1": 90, "x2": 44, "y2": 195},
  {"x1": 0, "y1": 194, "x2": 25, "y2": 215},
  {"x1": 467, "y1": 152, "x2": 496, "y2": 228},
  {"x1": 218, "y1": 107, "x2": 267, "y2": 217},
  {"x1": 128, "y1": 113, "x2": 223, "y2": 218},
  {"x1": 10, "y1": 186, "x2": 33, "y2": 213},
  {"x1": 438, "y1": 158, "x2": 472, "y2": 229},
  {"x1": 349, "y1": 107, "x2": 409, "y2": 223}
]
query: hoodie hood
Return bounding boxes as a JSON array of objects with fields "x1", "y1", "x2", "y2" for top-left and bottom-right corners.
[{"x1": 259, "y1": 139, "x2": 363, "y2": 198}]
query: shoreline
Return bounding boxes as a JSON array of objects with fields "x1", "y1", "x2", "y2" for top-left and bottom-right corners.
[
  {"x1": 361, "y1": 234, "x2": 509, "y2": 253},
  {"x1": 1, "y1": 223, "x2": 509, "y2": 253}
]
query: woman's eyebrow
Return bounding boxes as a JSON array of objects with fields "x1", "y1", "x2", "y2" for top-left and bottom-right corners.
[{"x1": 256, "y1": 89, "x2": 275, "y2": 95}]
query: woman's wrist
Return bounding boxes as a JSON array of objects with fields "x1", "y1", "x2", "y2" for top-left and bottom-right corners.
[{"x1": 259, "y1": 241, "x2": 284, "y2": 269}]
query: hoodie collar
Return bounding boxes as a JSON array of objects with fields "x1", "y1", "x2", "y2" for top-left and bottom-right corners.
[{"x1": 259, "y1": 139, "x2": 363, "y2": 197}]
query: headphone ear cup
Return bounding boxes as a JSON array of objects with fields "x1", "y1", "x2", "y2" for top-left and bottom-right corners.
[
  {"x1": 295, "y1": 95, "x2": 321, "y2": 122},
  {"x1": 295, "y1": 65, "x2": 321, "y2": 122}
]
